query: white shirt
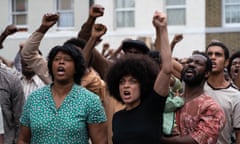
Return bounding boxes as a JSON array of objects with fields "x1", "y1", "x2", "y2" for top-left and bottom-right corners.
[
  {"x1": 204, "y1": 82, "x2": 240, "y2": 144},
  {"x1": 20, "y1": 75, "x2": 46, "y2": 99}
]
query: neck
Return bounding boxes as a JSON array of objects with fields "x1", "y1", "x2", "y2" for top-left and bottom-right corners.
[
  {"x1": 208, "y1": 72, "x2": 230, "y2": 88},
  {"x1": 183, "y1": 82, "x2": 205, "y2": 102},
  {"x1": 52, "y1": 82, "x2": 73, "y2": 98},
  {"x1": 125, "y1": 100, "x2": 141, "y2": 111}
]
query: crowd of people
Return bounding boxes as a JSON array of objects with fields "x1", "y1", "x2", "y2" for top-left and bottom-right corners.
[{"x1": 0, "y1": 3, "x2": 240, "y2": 144}]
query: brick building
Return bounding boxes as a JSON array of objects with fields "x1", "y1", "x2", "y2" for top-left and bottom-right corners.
[
  {"x1": 0, "y1": 0, "x2": 239, "y2": 60},
  {"x1": 206, "y1": 0, "x2": 240, "y2": 53}
]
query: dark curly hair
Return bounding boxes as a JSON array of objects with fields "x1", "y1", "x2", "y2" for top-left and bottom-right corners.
[
  {"x1": 64, "y1": 38, "x2": 86, "y2": 49},
  {"x1": 227, "y1": 50, "x2": 240, "y2": 75},
  {"x1": 105, "y1": 54, "x2": 160, "y2": 103},
  {"x1": 47, "y1": 44, "x2": 86, "y2": 84}
]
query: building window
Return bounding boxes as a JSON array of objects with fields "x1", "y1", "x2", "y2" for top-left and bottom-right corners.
[
  {"x1": 223, "y1": 0, "x2": 240, "y2": 26},
  {"x1": 115, "y1": 0, "x2": 135, "y2": 28},
  {"x1": 57, "y1": 0, "x2": 74, "y2": 28},
  {"x1": 165, "y1": 0, "x2": 186, "y2": 25},
  {"x1": 11, "y1": 0, "x2": 28, "y2": 27}
]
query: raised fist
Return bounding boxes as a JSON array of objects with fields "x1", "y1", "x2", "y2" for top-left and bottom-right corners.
[{"x1": 90, "y1": 4, "x2": 104, "y2": 18}]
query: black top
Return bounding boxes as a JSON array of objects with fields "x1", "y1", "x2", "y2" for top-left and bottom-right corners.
[{"x1": 112, "y1": 91, "x2": 167, "y2": 144}]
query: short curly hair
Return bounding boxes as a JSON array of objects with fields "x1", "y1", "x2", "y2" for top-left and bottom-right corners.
[
  {"x1": 105, "y1": 54, "x2": 159, "y2": 103},
  {"x1": 227, "y1": 50, "x2": 240, "y2": 75},
  {"x1": 47, "y1": 44, "x2": 86, "y2": 84}
]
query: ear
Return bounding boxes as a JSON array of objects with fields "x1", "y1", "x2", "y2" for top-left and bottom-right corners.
[
  {"x1": 205, "y1": 71, "x2": 210, "y2": 79},
  {"x1": 224, "y1": 59, "x2": 229, "y2": 68}
]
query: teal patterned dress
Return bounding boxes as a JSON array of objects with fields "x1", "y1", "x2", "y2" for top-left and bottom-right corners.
[{"x1": 20, "y1": 84, "x2": 106, "y2": 144}]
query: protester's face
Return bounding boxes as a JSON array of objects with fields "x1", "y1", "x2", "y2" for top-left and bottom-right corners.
[
  {"x1": 230, "y1": 57, "x2": 240, "y2": 80},
  {"x1": 181, "y1": 54, "x2": 207, "y2": 86},
  {"x1": 119, "y1": 75, "x2": 141, "y2": 110},
  {"x1": 206, "y1": 46, "x2": 228, "y2": 73},
  {"x1": 125, "y1": 47, "x2": 143, "y2": 54},
  {"x1": 52, "y1": 51, "x2": 75, "y2": 84}
]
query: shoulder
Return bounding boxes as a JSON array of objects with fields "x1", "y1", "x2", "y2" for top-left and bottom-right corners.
[
  {"x1": 27, "y1": 85, "x2": 50, "y2": 100},
  {"x1": 113, "y1": 109, "x2": 126, "y2": 118},
  {"x1": 199, "y1": 94, "x2": 224, "y2": 111},
  {"x1": 0, "y1": 67, "x2": 22, "y2": 86},
  {"x1": 72, "y1": 84, "x2": 101, "y2": 101}
]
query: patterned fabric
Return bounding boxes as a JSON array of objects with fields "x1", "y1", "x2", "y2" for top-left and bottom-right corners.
[
  {"x1": 171, "y1": 77, "x2": 183, "y2": 95},
  {"x1": 20, "y1": 84, "x2": 107, "y2": 144},
  {"x1": 163, "y1": 91, "x2": 184, "y2": 135},
  {"x1": 176, "y1": 94, "x2": 226, "y2": 144}
]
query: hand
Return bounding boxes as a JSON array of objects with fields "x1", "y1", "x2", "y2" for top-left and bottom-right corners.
[
  {"x1": 91, "y1": 24, "x2": 107, "y2": 39},
  {"x1": 41, "y1": 13, "x2": 59, "y2": 28},
  {"x1": 172, "y1": 34, "x2": 183, "y2": 44},
  {"x1": 90, "y1": 4, "x2": 104, "y2": 18},
  {"x1": 2, "y1": 24, "x2": 18, "y2": 36},
  {"x1": 102, "y1": 43, "x2": 110, "y2": 51},
  {"x1": 152, "y1": 11, "x2": 167, "y2": 29}
]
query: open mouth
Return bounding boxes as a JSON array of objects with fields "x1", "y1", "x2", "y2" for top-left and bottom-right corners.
[
  {"x1": 124, "y1": 91, "x2": 130, "y2": 95},
  {"x1": 211, "y1": 61, "x2": 217, "y2": 68},
  {"x1": 57, "y1": 66, "x2": 65, "y2": 75},
  {"x1": 234, "y1": 69, "x2": 239, "y2": 75},
  {"x1": 122, "y1": 90, "x2": 131, "y2": 99},
  {"x1": 185, "y1": 68, "x2": 195, "y2": 76}
]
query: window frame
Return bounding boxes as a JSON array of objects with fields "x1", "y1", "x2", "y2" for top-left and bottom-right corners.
[
  {"x1": 222, "y1": 0, "x2": 240, "y2": 27},
  {"x1": 10, "y1": 0, "x2": 28, "y2": 29},
  {"x1": 56, "y1": 0, "x2": 74, "y2": 29},
  {"x1": 114, "y1": 0, "x2": 135, "y2": 29},
  {"x1": 165, "y1": 0, "x2": 186, "y2": 26}
]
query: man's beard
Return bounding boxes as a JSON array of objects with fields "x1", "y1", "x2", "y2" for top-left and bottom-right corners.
[{"x1": 181, "y1": 69, "x2": 206, "y2": 87}]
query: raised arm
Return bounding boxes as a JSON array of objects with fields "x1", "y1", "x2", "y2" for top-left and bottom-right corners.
[
  {"x1": 77, "y1": 4, "x2": 109, "y2": 79},
  {"x1": 78, "y1": 4, "x2": 104, "y2": 41},
  {"x1": 170, "y1": 34, "x2": 184, "y2": 78},
  {"x1": 153, "y1": 11, "x2": 172, "y2": 96},
  {"x1": 21, "y1": 13, "x2": 59, "y2": 84},
  {"x1": 83, "y1": 23, "x2": 107, "y2": 66},
  {"x1": 0, "y1": 24, "x2": 18, "y2": 49},
  {"x1": 170, "y1": 34, "x2": 183, "y2": 52}
]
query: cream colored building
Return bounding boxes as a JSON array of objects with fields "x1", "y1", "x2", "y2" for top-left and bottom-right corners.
[{"x1": 0, "y1": 0, "x2": 239, "y2": 61}]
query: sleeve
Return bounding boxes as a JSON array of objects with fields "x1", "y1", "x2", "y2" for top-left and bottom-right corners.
[
  {"x1": 190, "y1": 102, "x2": 226, "y2": 144},
  {"x1": 81, "y1": 68, "x2": 106, "y2": 102},
  {"x1": 86, "y1": 92, "x2": 107, "y2": 124},
  {"x1": 13, "y1": 51, "x2": 22, "y2": 72},
  {"x1": 21, "y1": 32, "x2": 51, "y2": 84},
  {"x1": 232, "y1": 95, "x2": 240, "y2": 128},
  {"x1": 11, "y1": 76, "x2": 25, "y2": 142}
]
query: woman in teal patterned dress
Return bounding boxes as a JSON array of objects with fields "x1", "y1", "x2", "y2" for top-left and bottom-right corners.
[{"x1": 17, "y1": 44, "x2": 107, "y2": 144}]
